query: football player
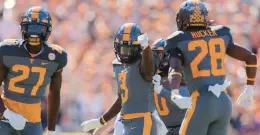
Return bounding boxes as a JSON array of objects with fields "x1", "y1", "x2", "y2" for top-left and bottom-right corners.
[
  {"x1": 0, "y1": 6, "x2": 67, "y2": 135},
  {"x1": 152, "y1": 38, "x2": 190, "y2": 135},
  {"x1": 81, "y1": 23, "x2": 164, "y2": 135},
  {"x1": 90, "y1": 38, "x2": 188, "y2": 135},
  {"x1": 152, "y1": 0, "x2": 257, "y2": 135}
]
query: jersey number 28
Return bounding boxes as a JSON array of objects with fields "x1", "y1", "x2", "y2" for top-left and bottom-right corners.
[{"x1": 188, "y1": 38, "x2": 226, "y2": 78}]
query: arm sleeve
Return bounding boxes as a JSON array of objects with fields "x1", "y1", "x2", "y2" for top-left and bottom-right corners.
[
  {"x1": 57, "y1": 51, "x2": 68, "y2": 70},
  {"x1": 164, "y1": 31, "x2": 182, "y2": 52}
]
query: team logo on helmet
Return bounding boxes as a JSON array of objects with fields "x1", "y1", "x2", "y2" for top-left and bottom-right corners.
[
  {"x1": 48, "y1": 53, "x2": 56, "y2": 60},
  {"x1": 190, "y1": 7, "x2": 205, "y2": 26},
  {"x1": 176, "y1": 0, "x2": 208, "y2": 30}
]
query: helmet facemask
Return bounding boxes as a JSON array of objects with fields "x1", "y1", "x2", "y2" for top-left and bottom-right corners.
[
  {"x1": 114, "y1": 42, "x2": 141, "y2": 64},
  {"x1": 21, "y1": 23, "x2": 50, "y2": 46}
]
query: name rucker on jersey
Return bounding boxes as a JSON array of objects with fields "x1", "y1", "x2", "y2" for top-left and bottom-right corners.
[
  {"x1": 0, "y1": 39, "x2": 67, "y2": 123},
  {"x1": 165, "y1": 25, "x2": 231, "y2": 94}
]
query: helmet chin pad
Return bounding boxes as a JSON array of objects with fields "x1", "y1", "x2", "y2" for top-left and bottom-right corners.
[
  {"x1": 22, "y1": 24, "x2": 48, "y2": 46},
  {"x1": 28, "y1": 37, "x2": 41, "y2": 46}
]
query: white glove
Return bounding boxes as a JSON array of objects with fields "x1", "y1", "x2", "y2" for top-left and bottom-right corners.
[
  {"x1": 171, "y1": 90, "x2": 192, "y2": 109},
  {"x1": 153, "y1": 74, "x2": 192, "y2": 109},
  {"x1": 81, "y1": 118, "x2": 103, "y2": 132},
  {"x1": 3, "y1": 109, "x2": 27, "y2": 130},
  {"x1": 208, "y1": 80, "x2": 231, "y2": 98},
  {"x1": 237, "y1": 85, "x2": 254, "y2": 107},
  {"x1": 45, "y1": 130, "x2": 58, "y2": 135},
  {"x1": 152, "y1": 74, "x2": 163, "y2": 94},
  {"x1": 152, "y1": 110, "x2": 168, "y2": 135},
  {"x1": 137, "y1": 34, "x2": 149, "y2": 49}
]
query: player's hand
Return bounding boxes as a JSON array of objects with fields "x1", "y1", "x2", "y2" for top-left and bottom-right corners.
[
  {"x1": 171, "y1": 90, "x2": 192, "y2": 109},
  {"x1": 3, "y1": 108, "x2": 28, "y2": 130},
  {"x1": 81, "y1": 118, "x2": 103, "y2": 132},
  {"x1": 236, "y1": 85, "x2": 254, "y2": 107},
  {"x1": 152, "y1": 74, "x2": 163, "y2": 94},
  {"x1": 45, "y1": 130, "x2": 58, "y2": 135},
  {"x1": 138, "y1": 34, "x2": 149, "y2": 49}
]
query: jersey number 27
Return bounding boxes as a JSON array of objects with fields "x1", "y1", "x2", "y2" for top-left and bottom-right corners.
[
  {"x1": 188, "y1": 38, "x2": 226, "y2": 78},
  {"x1": 9, "y1": 65, "x2": 46, "y2": 96}
]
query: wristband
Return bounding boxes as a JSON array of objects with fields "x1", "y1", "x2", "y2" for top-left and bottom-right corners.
[
  {"x1": 101, "y1": 116, "x2": 107, "y2": 125},
  {"x1": 247, "y1": 78, "x2": 256, "y2": 81},
  {"x1": 245, "y1": 64, "x2": 257, "y2": 68},
  {"x1": 169, "y1": 72, "x2": 182, "y2": 77}
]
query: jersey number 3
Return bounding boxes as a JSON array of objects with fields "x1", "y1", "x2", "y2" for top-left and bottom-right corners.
[
  {"x1": 9, "y1": 65, "x2": 46, "y2": 96},
  {"x1": 188, "y1": 38, "x2": 225, "y2": 78},
  {"x1": 118, "y1": 72, "x2": 128, "y2": 103}
]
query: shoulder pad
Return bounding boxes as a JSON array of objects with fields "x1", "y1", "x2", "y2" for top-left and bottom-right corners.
[
  {"x1": 112, "y1": 58, "x2": 121, "y2": 65},
  {"x1": 46, "y1": 43, "x2": 65, "y2": 55},
  {"x1": 210, "y1": 25, "x2": 230, "y2": 31},
  {"x1": 166, "y1": 31, "x2": 184, "y2": 41},
  {"x1": 0, "y1": 39, "x2": 22, "y2": 46},
  {"x1": 164, "y1": 31, "x2": 183, "y2": 52}
]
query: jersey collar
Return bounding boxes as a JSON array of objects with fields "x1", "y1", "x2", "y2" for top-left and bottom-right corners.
[{"x1": 22, "y1": 41, "x2": 45, "y2": 57}]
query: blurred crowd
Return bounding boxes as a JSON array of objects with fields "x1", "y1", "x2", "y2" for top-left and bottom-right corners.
[{"x1": 0, "y1": 0, "x2": 260, "y2": 134}]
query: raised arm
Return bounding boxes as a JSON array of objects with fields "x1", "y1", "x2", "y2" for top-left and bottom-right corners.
[
  {"x1": 138, "y1": 34, "x2": 156, "y2": 81},
  {"x1": 140, "y1": 45, "x2": 155, "y2": 80}
]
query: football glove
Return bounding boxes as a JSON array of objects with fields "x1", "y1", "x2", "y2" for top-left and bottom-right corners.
[
  {"x1": 45, "y1": 130, "x2": 58, "y2": 135},
  {"x1": 152, "y1": 74, "x2": 192, "y2": 109},
  {"x1": 137, "y1": 34, "x2": 149, "y2": 49},
  {"x1": 3, "y1": 108, "x2": 28, "y2": 130},
  {"x1": 171, "y1": 90, "x2": 192, "y2": 109},
  {"x1": 152, "y1": 74, "x2": 163, "y2": 94},
  {"x1": 208, "y1": 80, "x2": 231, "y2": 98},
  {"x1": 237, "y1": 85, "x2": 254, "y2": 107},
  {"x1": 81, "y1": 118, "x2": 103, "y2": 132}
]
